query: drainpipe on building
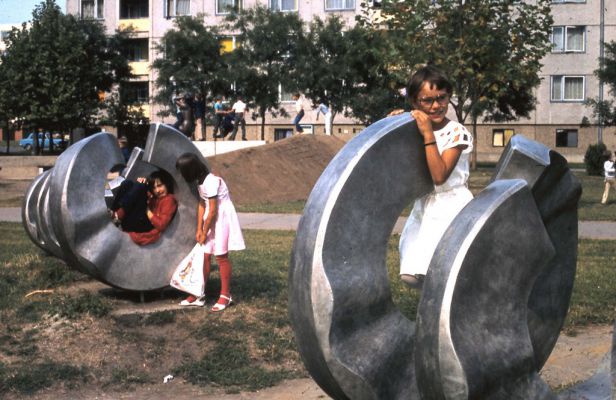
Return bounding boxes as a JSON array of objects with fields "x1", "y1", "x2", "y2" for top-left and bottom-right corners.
[{"x1": 598, "y1": 0, "x2": 605, "y2": 143}]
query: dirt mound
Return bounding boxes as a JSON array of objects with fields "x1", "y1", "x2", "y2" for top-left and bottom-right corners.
[{"x1": 207, "y1": 135, "x2": 346, "y2": 205}]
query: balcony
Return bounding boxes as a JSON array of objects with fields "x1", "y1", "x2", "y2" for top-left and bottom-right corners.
[
  {"x1": 129, "y1": 61, "x2": 149, "y2": 76},
  {"x1": 119, "y1": 0, "x2": 149, "y2": 32}
]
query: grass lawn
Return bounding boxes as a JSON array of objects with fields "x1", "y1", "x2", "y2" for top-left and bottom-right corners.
[
  {"x1": 1, "y1": 222, "x2": 615, "y2": 396},
  {"x1": 237, "y1": 168, "x2": 616, "y2": 221}
]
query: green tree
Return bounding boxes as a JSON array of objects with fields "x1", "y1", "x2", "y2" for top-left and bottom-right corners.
[
  {"x1": 359, "y1": 0, "x2": 553, "y2": 167},
  {"x1": 586, "y1": 41, "x2": 616, "y2": 132},
  {"x1": 296, "y1": 16, "x2": 348, "y2": 124},
  {"x1": 296, "y1": 16, "x2": 404, "y2": 127},
  {"x1": 151, "y1": 15, "x2": 231, "y2": 121},
  {"x1": 226, "y1": 6, "x2": 305, "y2": 140},
  {"x1": 342, "y1": 24, "x2": 406, "y2": 125},
  {"x1": 0, "y1": 0, "x2": 131, "y2": 154},
  {"x1": 99, "y1": 92, "x2": 150, "y2": 148}
]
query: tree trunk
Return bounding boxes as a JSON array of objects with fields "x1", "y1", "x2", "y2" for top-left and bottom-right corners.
[
  {"x1": 33, "y1": 126, "x2": 40, "y2": 156},
  {"x1": 4, "y1": 122, "x2": 9, "y2": 155},
  {"x1": 260, "y1": 108, "x2": 266, "y2": 141},
  {"x1": 471, "y1": 115, "x2": 478, "y2": 171}
]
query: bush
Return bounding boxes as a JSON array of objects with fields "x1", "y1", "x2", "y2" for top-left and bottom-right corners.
[{"x1": 584, "y1": 142, "x2": 608, "y2": 176}]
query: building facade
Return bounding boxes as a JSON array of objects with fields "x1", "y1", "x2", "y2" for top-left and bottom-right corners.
[
  {"x1": 64, "y1": 0, "x2": 363, "y2": 141},
  {"x1": 63, "y1": 0, "x2": 615, "y2": 161},
  {"x1": 477, "y1": 0, "x2": 616, "y2": 163}
]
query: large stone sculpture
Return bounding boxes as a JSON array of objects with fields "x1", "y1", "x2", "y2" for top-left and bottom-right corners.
[
  {"x1": 288, "y1": 114, "x2": 581, "y2": 399},
  {"x1": 22, "y1": 123, "x2": 206, "y2": 291}
]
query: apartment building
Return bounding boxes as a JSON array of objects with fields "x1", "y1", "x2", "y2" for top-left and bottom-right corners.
[
  {"x1": 63, "y1": 0, "x2": 615, "y2": 160},
  {"x1": 64, "y1": 0, "x2": 363, "y2": 141},
  {"x1": 478, "y1": 0, "x2": 615, "y2": 162}
]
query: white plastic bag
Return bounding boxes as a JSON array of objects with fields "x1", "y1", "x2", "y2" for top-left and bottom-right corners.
[{"x1": 170, "y1": 244, "x2": 205, "y2": 297}]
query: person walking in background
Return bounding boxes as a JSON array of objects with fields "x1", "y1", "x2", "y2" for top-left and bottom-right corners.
[
  {"x1": 212, "y1": 97, "x2": 227, "y2": 139},
  {"x1": 228, "y1": 96, "x2": 247, "y2": 141},
  {"x1": 601, "y1": 151, "x2": 616, "y2": 204},
  {"x1": 316, "y1": 101, "x2": 332, "y2": 136},
  {"x1": 193, "y1": 93, "x2": 205, "y2": 141},
  {"x1": 172, "y1": 90, "x2": 183, "y2": 128},
  {"x1": 292, "y1": 93, "x2": 304, "y2": 133},
  {"x1": 175, "y1": 153, "x2": 245, "y2": 311},
  {"x1": 118, "y1": 136, "x2": 131, "y2": 162}
]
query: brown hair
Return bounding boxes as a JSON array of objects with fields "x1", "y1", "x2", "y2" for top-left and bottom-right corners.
[{"x1": 406, "y1": 65, "x2": 453, "y2": 105}]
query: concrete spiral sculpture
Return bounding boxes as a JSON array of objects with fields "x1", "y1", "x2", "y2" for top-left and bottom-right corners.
[
  {"x1": 288, "y1": 114, "x2": 581, "y2": 399},
  {"x1": 22, "y1": 123, "x2": 206, "y2": 291}
]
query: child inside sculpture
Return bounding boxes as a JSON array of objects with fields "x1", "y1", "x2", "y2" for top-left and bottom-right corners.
[
  {"x1": 110, "y1": 170, "x2": 178, "y2": 246},
  {"x1": 175, "y1": 152, "x2": 245, "y2": 311},
  {"x1": 397, "y1": 65, "x2": 473, "y2": 289}
]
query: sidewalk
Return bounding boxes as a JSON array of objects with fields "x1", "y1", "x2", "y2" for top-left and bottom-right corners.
[{"x1": 4, "y1": 207, "x2": 616, "y2": 239}]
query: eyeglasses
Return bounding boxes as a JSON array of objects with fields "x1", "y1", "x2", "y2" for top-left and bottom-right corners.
[{"x1": 417, "y1": 94, "x2": 450, "y2": 108}]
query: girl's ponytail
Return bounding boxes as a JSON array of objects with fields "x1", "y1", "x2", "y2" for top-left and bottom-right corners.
[{"x1": 176, "y1": 153, "x2": 210, "y2": 183}]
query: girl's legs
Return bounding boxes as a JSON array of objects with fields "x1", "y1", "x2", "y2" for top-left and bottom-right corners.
[
  {"x1": 602, "y1": 180, "x2": 611, "y2": 204},
  {"x1": 400, "y1": 274, "x2": 424, "y2": 290},
  {"x1": 212, "y1": 253, "x2": 232, "y2": 311},
  {"x1": 184, "y1": 253, "x2": 211, "y2": 304}
]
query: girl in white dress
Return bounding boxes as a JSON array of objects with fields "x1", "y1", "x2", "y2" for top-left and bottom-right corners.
[
  {"x1": 176, "y1": 153, "x2": 245, "y2": 311},
  {"x1": 398, "y1": 66, "x2": 473, "y2": 289}
]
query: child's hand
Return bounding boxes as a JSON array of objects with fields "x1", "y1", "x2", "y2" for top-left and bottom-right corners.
[
  {"x1": 411, "y1": 110, "x2": 434, "y2": 140},
  {"x1": 136, "y1": 177, "x2": 147, "y2": 184},
  {"x1": 387, "y1": 109, "x2": 405, "y2": 117},
  {"x1": 196, "y1": 230, "x2": 206, "y2": 244}
]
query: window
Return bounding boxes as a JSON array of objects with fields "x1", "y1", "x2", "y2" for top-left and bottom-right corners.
[
  {"x1": 164, "y1": 0, "x2": 190, "y2": 17},
  {"x1": 551, "y1": 76, "x2": 584, "y2": 101},
  {"x1": 555, "y1": 129, "x2": 578, "y2": 147},
  {"x1": 216, "y1": 0, "x2": 241, "y2": 14},
  {"x1": 124, "y1": 39, "x2": 149, "y2": 61},
  {"x1": 279, "y1": 85, "x2": 294, "y2": 102},
  {"x1": 270, "y1": 0, "x2": 297, "y2": 12},
  {"x1": 492, "y1": 129, "x2": 515, "y2": 147},
  {"x1": 325, "y1": 0, "x2": 355, "y2": 10},
  {"x1": 81, "y1": 0, "x2": 104, "y2": 19},
  {"x1": 274, "y1": 128, "x2": 293, "y2": 141},
  {"x1": 551, "y1": 26, "x2": 585, "y2": 52},
  {"x1": 122, "y1": 81, "x2": 149, "y2": 104},
  {"x1": 120, "y1": 0, "x2": 148, "y2": 18}
]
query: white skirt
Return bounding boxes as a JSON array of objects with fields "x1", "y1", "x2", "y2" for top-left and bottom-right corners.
[{"x1": 399, "y1": 186, "x2": 473, "y2": 276}]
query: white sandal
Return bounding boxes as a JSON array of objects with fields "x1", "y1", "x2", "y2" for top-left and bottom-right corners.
[
  {"x1": 179, "y1": 295, "x2": 206, "y2": 307},
  {"x1": 211, "y1": 295, "x2": 232, "y2": 312}
]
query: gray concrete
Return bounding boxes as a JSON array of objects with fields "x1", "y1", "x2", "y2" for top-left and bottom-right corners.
[
  {"x1": 42, "y1": 124, "x2": 207, "y2": 291},
  {"x1": 288, "y1": 114, "x2": 430, "y2": 400},
  {"x1": 288, "y1": 129, "x2": 583, "y2": 399},
  {"x1": 2, "y1": 207, "x2": 616, "y2": 239}
]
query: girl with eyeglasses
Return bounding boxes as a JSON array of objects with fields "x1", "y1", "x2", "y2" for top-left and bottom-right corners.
[{"x1": 397, "y1": 65, "x2": 473, "y2": 289}]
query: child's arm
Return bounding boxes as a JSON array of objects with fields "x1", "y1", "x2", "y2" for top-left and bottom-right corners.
[
  {"x1": 412, "y1": 110, "x2": 465, "y2": 185},
  {"x1": 148, "y1": 196, "x2": 177, "y2": 232},
  {"x1": 199, "y1": 198, "x2": 218, "y2": 244},
  {"x1": 196, "y1": 199, "x2": 206, "y2": 244}
]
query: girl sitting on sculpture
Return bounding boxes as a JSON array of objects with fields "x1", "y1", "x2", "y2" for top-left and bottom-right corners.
[
  {"x1": 395, "y1": 65, "x2": 474, "y2": 289},
  {"x1": 110, "y1": 170, "x2": 178, "y2": 245}
]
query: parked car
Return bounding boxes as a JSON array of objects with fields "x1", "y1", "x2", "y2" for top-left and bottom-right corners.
[{"x1": 19, "y1": 132, "x2": 65, "y2": 151}]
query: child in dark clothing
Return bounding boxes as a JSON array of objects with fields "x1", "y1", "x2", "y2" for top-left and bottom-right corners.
[{"x1": 111, "y1": 170, "x2": 178, "y2": 245}]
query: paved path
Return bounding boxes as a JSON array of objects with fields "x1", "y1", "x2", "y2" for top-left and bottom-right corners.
[{"x1": 4, "y1": 207, "x2": 616, "y2": 239}]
